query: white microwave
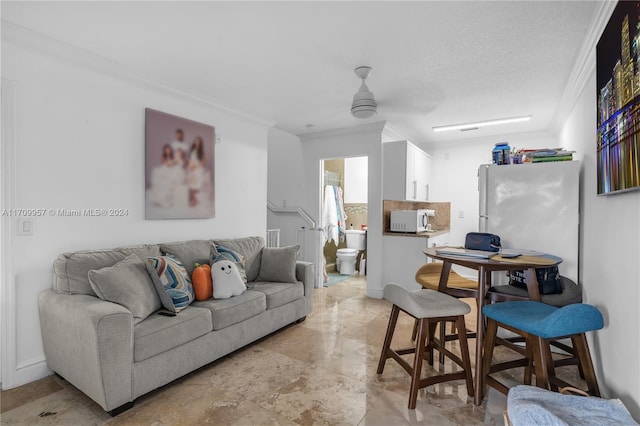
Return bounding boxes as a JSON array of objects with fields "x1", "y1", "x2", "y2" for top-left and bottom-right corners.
[{"x1": 390, "y1": 209, "x2": 430, "y2": 233}]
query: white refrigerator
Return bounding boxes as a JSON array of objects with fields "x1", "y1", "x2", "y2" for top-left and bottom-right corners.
[{"x1": 478, "y1": 161, "x2": 580, "y2": 284}]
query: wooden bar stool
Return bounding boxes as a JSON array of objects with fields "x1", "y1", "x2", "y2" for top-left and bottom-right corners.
[
  {"x1": 482, "y1": 301, "x2": 603, "y2": 398},
  {"x1": 377, "y1": 284, "x2": 474, "y2": 409},
  {"x1": 486, "y1": 277, "x2": 586, "y2": 375},
  {"x1": 414, "y1": 262, "x2": 478, "y2": 364}
]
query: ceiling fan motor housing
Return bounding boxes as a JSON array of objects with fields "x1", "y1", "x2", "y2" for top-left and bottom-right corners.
[{"x1": 351, "y1": 66, "x2": 377, "y2": 118}]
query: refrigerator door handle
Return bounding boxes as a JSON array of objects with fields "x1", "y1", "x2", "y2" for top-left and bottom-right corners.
[
  {"x1": 478, "y1": 165, "x2": 489, "y2": 217},
  {"x1": 479, "y1": 216, "x2": 488, "y2": 233}
]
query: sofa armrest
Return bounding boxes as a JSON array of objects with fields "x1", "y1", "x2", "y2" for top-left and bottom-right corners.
[
  {"x1": 296, "y1": 261, "x2": 314, "y2": 314},
  {"x1": 39, "y1": 290, "x2": 134, "y2": 412}
]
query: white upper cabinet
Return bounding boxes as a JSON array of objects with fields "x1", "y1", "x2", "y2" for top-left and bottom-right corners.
[{"x1": 383, "y1": 140, "x2": 432, "y2": 201}]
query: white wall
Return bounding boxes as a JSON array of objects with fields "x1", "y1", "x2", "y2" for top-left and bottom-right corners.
[
  {"x1": 344, "y1": 156, "x2": 368, "y2": 204},
  {"x1": 266, "y1": 128, "x2": 310, "y2": 247},
  {"x1": 268, "y1": 122, "x2": 386, "y2": 298},
  {"x1": 424, "y1": 131, "x2": 558, "y2": 248},
  {"x1": 560, "y1": 71, "x2": 640, "y2": 418},
  {"x1": 1, "y1": 34, "x2": 270, "y2": 389}
]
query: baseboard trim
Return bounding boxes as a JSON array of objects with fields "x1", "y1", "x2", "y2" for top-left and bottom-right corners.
[
  {"x1": 2, "y1": 359, "x2": 52, "y2": 390},
  {"x1": 366, "y1": 287, "x2": 384, "y2": 299}
]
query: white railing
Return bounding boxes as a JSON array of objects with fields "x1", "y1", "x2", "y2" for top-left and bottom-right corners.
[
  {"x1": 266, "y1": 200, "x2": 316, "y2": 228},
  {"x1": 266, "y1": 229, "x2": 280, "y2": 248},
  {"x1": 267, "y1": 201, "x2": 323, "y2": 288}
]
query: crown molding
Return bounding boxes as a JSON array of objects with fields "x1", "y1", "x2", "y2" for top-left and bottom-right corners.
[
  {"x1": 550, "y1": 1, "x2": 617, "y2": 133},
  {"x1": 299, "y1": 121, "x2": 388, "y2": 142},
  {"x1": 1, "y1": 21, "x2": 275, "y2": 129},
  {"x1": 381, "y1": 122, "x2": 408, "y2": 142}
]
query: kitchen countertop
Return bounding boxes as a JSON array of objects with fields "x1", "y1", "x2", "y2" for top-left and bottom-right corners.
[{"x1": 383, "y1": 229, "x2": 450, "y2": 238}]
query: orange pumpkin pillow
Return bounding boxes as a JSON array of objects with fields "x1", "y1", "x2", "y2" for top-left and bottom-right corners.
[{"x1": 191, "y1": 263, "x2": 213, "y2": 300}]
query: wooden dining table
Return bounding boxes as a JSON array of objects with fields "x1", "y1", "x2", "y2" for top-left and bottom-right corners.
[{"x1": 423, "y1": 247, "x2": 562, "y2": 405}]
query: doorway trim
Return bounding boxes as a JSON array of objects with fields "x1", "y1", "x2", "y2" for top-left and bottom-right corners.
[
  {"x1": 319, "y1": 155, "x2": 369, "y2": 280},
  {"x1": 1, "y1": 78, "x2": 17, "y2": 389}
]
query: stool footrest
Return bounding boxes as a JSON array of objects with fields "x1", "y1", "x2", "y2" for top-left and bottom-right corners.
[
  {"x1": 553, "y1": 357, "x2": 579, "y2": 368},
  {"x1": 419, "y1": 371, "x2": 470, "y2": 388},
  {"x1": 395, "y1": 347, "x2": 417, "y2": 356},
  {"x1": 385, "y1": 350, "x2": 413, "y2": 377},
  {"x1": 431, "y1": 344, "x2": 467, "y2": 370},
  {"x1": 486, "y1": 376, "x2": 510, "y2": 396},
  {"x1": 495, "y1": 337, "x2": 527, "y2": 356},
  {"x1": 442, "y1": 331, "x2": 477, "y2": 343},
  {"x1": 489, "y1": 358, "x2": 530, "y2": 374}
]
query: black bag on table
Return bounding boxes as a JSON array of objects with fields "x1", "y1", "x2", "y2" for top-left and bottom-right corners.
[
  {"x1": 465, "y1": 232, "x2": 501, "y2": 252},
  {"x1": 509, "y1": 267, "x2": 563, "y2": 295}
]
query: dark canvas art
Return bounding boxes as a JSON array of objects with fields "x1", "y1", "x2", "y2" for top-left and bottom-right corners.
[
  {"x1": 145, "y1": 108, "x2": 215, "y2": 219},
  {"x1": 597, "y1": 1, "x2": 640, "y2": 195}
]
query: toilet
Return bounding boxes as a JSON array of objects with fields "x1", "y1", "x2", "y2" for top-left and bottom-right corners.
[{"x1": 337, "y1": 230, "x2": 366, "y2": 275}]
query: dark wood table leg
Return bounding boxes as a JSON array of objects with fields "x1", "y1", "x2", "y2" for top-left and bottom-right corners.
[
  {"x1": 437, "y1": 261, "x2": 453, "y2": 292},
  {"x1": 474, "y1": 265, "x2": 487, "y2": 405},
  {"x1": 524, "y1": 268, "x2": 541, "y2": 301}
]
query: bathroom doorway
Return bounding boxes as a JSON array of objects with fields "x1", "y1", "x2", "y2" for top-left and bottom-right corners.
[{"x1": 320, "y1": 156, "x2": 368, "y2": 286}]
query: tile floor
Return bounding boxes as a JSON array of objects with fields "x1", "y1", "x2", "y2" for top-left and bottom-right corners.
[{"x1": 1, "y1": 276, "x2": 584, "y2": 425}]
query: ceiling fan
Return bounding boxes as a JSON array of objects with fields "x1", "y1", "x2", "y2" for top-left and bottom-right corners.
[
  {"x1": 349, "y1": 66, "x2": 438, "y2": 121},
  {"x1": 351, "y1": 66, "x2": 377, "y2": 119}
]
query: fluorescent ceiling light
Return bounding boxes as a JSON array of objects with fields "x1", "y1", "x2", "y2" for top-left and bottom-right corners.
[{"x1": 432, "y1": 115, "x2": 532, "y2": 132}]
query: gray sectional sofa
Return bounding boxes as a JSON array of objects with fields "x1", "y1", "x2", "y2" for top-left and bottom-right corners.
[{"x1": 38, "y1": 237, "x2": 314, "y2": 415}]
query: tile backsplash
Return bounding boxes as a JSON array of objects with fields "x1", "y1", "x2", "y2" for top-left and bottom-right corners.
[
  {"x1": 344, "y1": 203, "x2": 368, "y2": 230},
  {"x1": 383, "y1": 200, "x2": 451, "y2": 232}
]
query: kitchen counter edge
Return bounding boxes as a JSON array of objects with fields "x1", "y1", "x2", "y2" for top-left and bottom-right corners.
[{"x1": 382, "y1": 229, "x2": 450, "y2": 238}]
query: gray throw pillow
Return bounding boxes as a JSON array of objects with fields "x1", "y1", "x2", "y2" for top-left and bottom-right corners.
[
  {"x1": 88, "y1": 254, "x2": 161, "y2": 324},
  {"x1": 256, "y1": 245, "x2": 299, "y2": 283}
]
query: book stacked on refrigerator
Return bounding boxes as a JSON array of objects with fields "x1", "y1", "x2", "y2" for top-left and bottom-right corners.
[{"x1": 519, "y1": 148, "x2": 574, "y2": 163}]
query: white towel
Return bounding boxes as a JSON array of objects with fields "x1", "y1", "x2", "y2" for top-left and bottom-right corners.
[
  {"x1": 335, "y1": 186, "x2": 348, "y2": 235},
  {"x1": 322, "y1": 185, "x2": 339, "y2": 244}
]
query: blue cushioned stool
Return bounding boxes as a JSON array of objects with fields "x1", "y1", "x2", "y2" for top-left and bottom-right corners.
[
  {"x1": 482, "y1": 301, "x2": 603, "y2": 398},
  {"x1": 377, "y1": 284, "x2": 474, "y2": 409}
]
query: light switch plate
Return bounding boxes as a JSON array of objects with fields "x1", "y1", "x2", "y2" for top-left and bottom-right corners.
[{"x1": 17, "y1": 218, "x2": 34, "y2": 236}]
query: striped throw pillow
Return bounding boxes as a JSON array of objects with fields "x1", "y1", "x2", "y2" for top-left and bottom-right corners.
[{"x1": 146, "y1": 255, "x2": 194, "y2": 312}]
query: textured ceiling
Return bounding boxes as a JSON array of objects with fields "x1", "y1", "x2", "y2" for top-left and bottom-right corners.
[{"x1": 1, "y1": 1, "x2": 598, "y2": 145}]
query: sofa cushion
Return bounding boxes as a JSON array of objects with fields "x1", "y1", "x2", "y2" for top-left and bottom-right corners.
[
  {"x1": 88, "y1": 254, "x2": 161, "y2": 324},
  {"x1": 192, "y1": 290, "x2": 266, "y2": 330},
  {"x1": 134, "y1": 307, "x2": 213, "y2": 361},
  {"x1": 256, "y1": 245, "x2": 299, "y2": 283},
  {"x1": 53, "y1": 249, "x2": 129, "y2": 296},
  {"x1": 117, "y1": 244, "x2": 162, "y2": 262},
  {"x1": 212, "y1": 237, "x2": 265, "y2": 282},
  {"x1": 52, "y1": 245, "x2": 163, "y2": 296},
  {"x1": 159, "y1": 240, "x2": 210, "y2": 275},
  {"x1": 251, "y1": 282, "x2": 304, "y2": 310},
  {"x1": 146, "y1": 255, "x2": 195, "y2": 313}
]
